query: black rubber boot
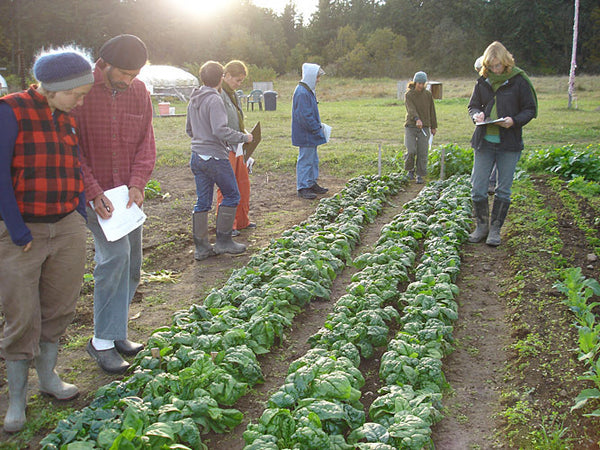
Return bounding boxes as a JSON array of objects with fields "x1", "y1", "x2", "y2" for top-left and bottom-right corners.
[
  {"x1": 486, "y1": 198, "x2": 510, "y2": 246},
  {"x1": 468, "y1": 199, "x2": 490, "y2": 243},
  {"x1": 214, "y1": 206, "x2": 246, "y2": 255},
  {"x1": 193, "y1": 211, "x2": 215, "y2": 260}
]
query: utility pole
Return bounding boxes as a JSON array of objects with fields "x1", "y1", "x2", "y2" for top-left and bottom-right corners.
[{"x1": 568, "y1": 0, "x2": 580, "y2": 109}]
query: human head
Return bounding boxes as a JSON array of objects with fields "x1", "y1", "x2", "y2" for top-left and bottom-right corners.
[
  {"x1": 481, "y1": 41, "x2": 514, "y2": 77},
  {"x1": 412, "y1": 71, "x2": 427, "y2": 91},
  {"x1": 33, "y1": 47, "x2": 94, "y2": 112},
  {"x1": 200, "y1": 61, "x2": 224, "y2": 88},
  {"x1": 223, "y1": 60, "x2": 248, "y2": 90},
  {"x1": 98, "y1": 34, "x2": 148, "y2": 91},
  {"x1": 301, "y1": 63, "x2": 324, "y2": 91}
]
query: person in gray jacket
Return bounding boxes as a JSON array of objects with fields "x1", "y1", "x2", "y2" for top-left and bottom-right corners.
[{"x1": 186, "y1": 61, "x2": 252, "y2": 259}]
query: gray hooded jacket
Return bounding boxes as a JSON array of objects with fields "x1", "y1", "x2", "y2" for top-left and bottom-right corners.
[{"x1": 186, "y1": 85, "x2": 248, "y2": 159}]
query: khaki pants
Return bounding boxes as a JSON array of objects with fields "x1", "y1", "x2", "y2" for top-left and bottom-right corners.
[
  {"x1": 404, "y1": 126, "x2": 430, "y2": 177},
  {"x1": 0, "y1": 212, "x2": 86, "y2": 360}
]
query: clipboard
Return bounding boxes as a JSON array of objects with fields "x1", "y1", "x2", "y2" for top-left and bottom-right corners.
[
  {"x1": 476, "y1": 118, "x2": 506, "y2": 126},
  {"x1": 243, "y1": 122, "x2": 261, "y2": 161}
]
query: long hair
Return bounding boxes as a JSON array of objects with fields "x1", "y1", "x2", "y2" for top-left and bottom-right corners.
[{"x1": 480, "y1": 41, "x2": 515, "y2": 78}]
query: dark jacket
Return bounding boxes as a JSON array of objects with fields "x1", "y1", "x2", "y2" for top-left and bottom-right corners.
[{"x1": 468, "y1": 74, "x2": 536, "y2": 152}]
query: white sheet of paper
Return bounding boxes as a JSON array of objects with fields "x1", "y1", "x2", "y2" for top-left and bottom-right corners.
[
  {"x1": 91, "y1": 185, "x2": 147, "y2": 242},
  {"x1": 235, "y1": 143, "x2": 244, "y2": 157},
  {"x1": 322, "y1": 123, "x2": 332, "y2": 142}
]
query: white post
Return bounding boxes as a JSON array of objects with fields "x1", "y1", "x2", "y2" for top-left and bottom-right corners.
[
  {"x1": 568, "y1": 0, "x2": 580, "y2": 109},
  {"x1": 378, "y1": 143, "x2": 382, "y2": 177}
]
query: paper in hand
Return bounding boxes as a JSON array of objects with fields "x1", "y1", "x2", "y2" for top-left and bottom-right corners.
[
  {"x1": 476, "y1": 118, "x2": 506, "y2": 126},
  {"x1": 321, "y1": 123, "x2": 332, "y2": 142},
  {"x1": 91, "y1": 185, "x2": 146, "y2": 242}
]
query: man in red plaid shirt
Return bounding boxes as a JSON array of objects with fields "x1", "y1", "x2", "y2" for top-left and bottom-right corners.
[{"x1": 73, "y1": 35, "x2": 156, "y2": 374}]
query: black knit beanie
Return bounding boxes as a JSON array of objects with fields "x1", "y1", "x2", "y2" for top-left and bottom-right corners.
[{"x1": 99, "y1": 34, "x2": 148, "y2": 70}]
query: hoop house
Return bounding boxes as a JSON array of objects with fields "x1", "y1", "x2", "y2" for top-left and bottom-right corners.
[{"x1": 138, "y1": 65, "x2": 199, "y2": 101}]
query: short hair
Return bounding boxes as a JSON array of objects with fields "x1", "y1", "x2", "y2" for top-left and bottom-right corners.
[
  {"x1": 224, "y1": 60, "x2": 248, "y2": 78},
  {"x1": 200, "y1": 61, "x2": 224, "y2": 87},
  {"x1": 481, "y1": 41, "x2": 515, "y2": 77}
]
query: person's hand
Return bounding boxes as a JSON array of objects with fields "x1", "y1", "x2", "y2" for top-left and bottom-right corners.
[
  {"x1": 245, "y1": 133, "x2": 253, "y2": 143},
  {"x1": 93, "y1": 193, "x2": 113, "y2": 219},
  {"x1": 431, "y1": 128, "x2": 437, "y2": 136},
  {"x1": 473, "y1": 112, "x2": 485, "y2": 123},
  {"x1": 416, "y1": 119, "x2": 423, "y2": 129},
  {"x1": 127, "y1": 186, "x2": 144, "y2": 208},
  {"x1": 23, "y1": 241, "x2": 33, "y2": 252},
  {"x1": 499, "y1": 117, "x2": 514, "y2": 128}
]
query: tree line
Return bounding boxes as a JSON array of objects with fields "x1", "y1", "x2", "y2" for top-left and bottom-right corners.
[{"x1": 1, "y1": 0, "x2": 599, "y2": 89}]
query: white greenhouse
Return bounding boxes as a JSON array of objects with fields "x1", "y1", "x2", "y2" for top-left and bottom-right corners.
[{"x1": 137, "y1": 65, "x2": 199, "y2": 101}]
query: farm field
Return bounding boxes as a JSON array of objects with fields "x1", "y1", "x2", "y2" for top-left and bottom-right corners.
[{"x1": 0, "y1": 75, "x2": 599, "y2": 449}]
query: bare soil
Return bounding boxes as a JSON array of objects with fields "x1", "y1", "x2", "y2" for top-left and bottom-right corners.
[{"x1": 1, "y1": 169, "x2": 599, "y2": 449}]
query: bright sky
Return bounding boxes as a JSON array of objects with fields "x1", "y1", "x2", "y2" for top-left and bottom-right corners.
[
  {"x1": 169, "y1": 0, "x2": 318, "y2": 21},
  {"x1": 250, "y1": 0, "x2": 318, "y2": 20}
]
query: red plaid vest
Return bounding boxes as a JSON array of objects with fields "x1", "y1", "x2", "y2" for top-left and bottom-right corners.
[{"x1": 1, "y1": 87, "x2": 83, "y2": 219}]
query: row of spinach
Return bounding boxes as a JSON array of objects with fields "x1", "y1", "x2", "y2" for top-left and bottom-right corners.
[
  {"x1": 40, "y1": 173, "x2": 407, "y2": 449},
  {"x1": 242, "y1": 176, "x2": 472, "y2": 449}
]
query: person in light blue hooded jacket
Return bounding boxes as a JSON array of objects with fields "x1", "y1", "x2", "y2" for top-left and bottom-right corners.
[{"x1": 291, "y1": 63, "x2": 328, "y2": 199}]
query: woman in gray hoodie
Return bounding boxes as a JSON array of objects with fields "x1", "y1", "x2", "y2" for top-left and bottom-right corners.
[{"x1": 186, "y1": 61, "x2": 252, "y2": 259}]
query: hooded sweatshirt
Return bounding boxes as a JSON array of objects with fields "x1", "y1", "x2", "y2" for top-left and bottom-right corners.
[
  {"x1": 291, "y1": 63, "x2": 326, "y2": 147},
  {"x1": 186, "y1": 85, "x2": 248, "y2": 159}
]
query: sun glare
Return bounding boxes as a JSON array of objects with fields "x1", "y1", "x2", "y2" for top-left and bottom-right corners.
[{"x1": 169, "y1": 0, "x2": 232, "y2": 19}]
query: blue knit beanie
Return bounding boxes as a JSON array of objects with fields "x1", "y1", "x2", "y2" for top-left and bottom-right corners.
[
  {"x1": 413, "y1": 71, "x2": 428, "y2": 83},
  {"x1": 33, "y1": 50, "x2": 94, "y2": 92}
]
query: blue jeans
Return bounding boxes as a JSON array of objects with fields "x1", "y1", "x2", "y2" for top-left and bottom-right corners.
[
  {"x1": 86, "y1": 207, "x2": 142, "y2": 341},
  {"x1": 297, "y1": 146, "x2": 319, "y2": 190},
  {"x1": 190, "y1": 153, "x2": 240, "y2": 212},
  {"x1": 471, "y1": 140, "x2": 521, "y2": 202}
]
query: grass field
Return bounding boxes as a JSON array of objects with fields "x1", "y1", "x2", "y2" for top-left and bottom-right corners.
[{"x1": 152, "y1": 74, "x2": 600, "y2": 179}]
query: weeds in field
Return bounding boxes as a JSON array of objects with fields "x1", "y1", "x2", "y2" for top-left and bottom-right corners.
[
  {"x1": 498, "y1": 178, "x2": 585, "y2": 447},
  {"x1": 547, "y1": 176, "x2": 600, "y2": 256},
  {"x1": 531, "y1": 415, "x2": 571, "y2": 450}
]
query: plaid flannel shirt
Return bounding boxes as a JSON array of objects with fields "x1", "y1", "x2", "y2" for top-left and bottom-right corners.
[{"x1": 73, "y1": 66, "x2": 156, "y2": 203}]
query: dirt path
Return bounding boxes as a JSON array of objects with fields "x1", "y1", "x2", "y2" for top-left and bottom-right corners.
[{"x1": 431, "y1": 243, "x2": 511, "y2": 449}]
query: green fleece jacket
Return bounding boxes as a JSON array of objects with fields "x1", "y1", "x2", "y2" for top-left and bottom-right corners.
[{"x1": 404, "y1": 86, "x2": 437, "y2": 129}]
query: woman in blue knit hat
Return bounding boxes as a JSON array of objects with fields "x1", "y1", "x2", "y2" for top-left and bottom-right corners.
[
  {"x1": 403, "y1": 71, "x2": 437, "y2": 184},
  {"x1": 0, "y1": 46, "x2": 93, "y2": 433}
]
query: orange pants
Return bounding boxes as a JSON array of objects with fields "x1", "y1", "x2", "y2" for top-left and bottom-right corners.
[{"x1": 216, "y1": 151, "x2": 251, "y2": 230}]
